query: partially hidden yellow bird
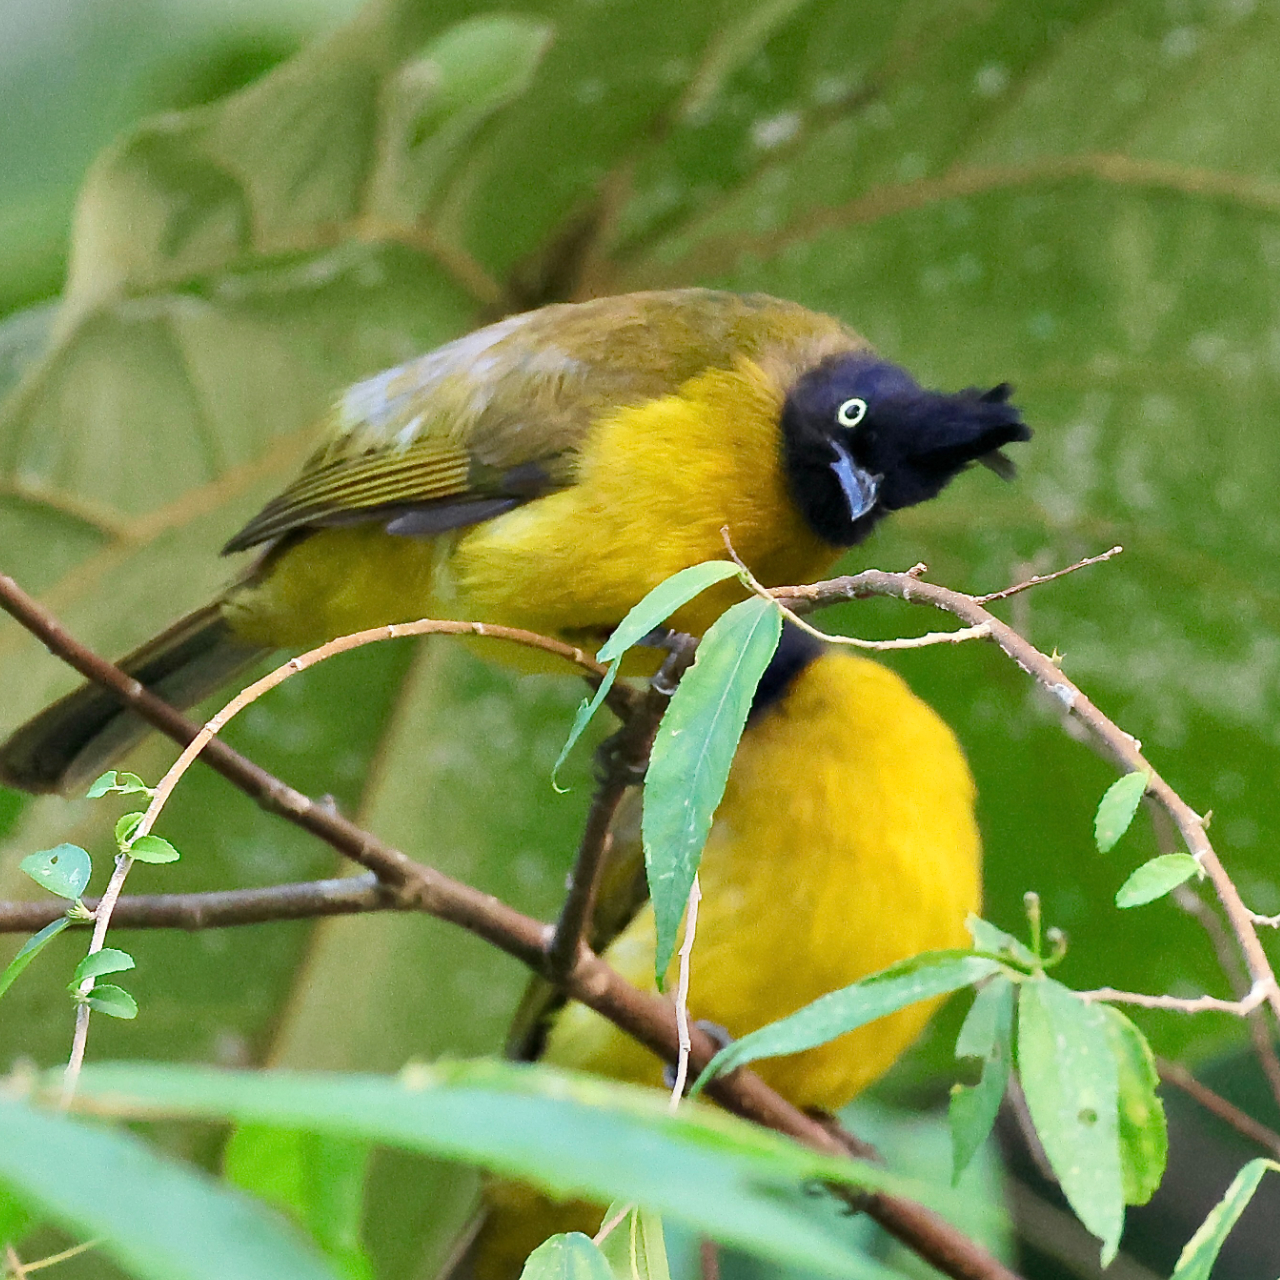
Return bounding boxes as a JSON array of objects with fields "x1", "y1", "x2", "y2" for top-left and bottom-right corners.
[
  {"x1": 0, "y1": 289, "x2": 1027, "y2": 792},
  {"x1": 453, "y1": 625, "x2": 984, "y2": 1280}
]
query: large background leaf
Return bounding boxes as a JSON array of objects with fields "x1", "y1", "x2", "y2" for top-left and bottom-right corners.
[{"x1": 3, "y1": 1, "x2": 1280, "y2": 1275}]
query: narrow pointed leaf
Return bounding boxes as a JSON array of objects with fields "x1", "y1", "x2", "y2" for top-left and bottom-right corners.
[
  {"x1": 965, "y1": 916, "x2": 1036, "y2": 970},
  {"x1": 1017, "y1": 978, "x2": 1123, "y2": 1263},
  {"x1": 19, "y1": 845, "x2": 92, "y2": 901},
  {"x1": 696, "y1": 952, "x2": 1001, "y2": 1090},
  {"x1": 596, "y1": 563, "x2": 741, "y2": 664},
  {"x1": 1171, "y1": 1158, "x2": 1279, "y2": 1280},
  {"x1": 1115, "y1": 854, "x2": 1200, "y2": 909},
  {"x1": 0, "y1": 1095, "x2": 340, "y2": 1280},
  {"x1": 644, "y1": 596, "x2": 781, "y2": 983},
  {"x1": 1094, "y1": 773, "x2": 1150, "y2": 853},
  {"x1": 69, "y1": 1060, "x2": 924, "y2": 1278},
  {"x1": 1099, "y1": 1007, "x2": 1167, "y2": 1206},
  {"x1": 950, "y1": 977, "x2": 1015, "y2": 1183},
  {"x1": 0, "y1": 918, "x2": 71, "y2": 1000}
]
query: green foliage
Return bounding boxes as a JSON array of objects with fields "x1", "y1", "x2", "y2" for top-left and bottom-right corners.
[
  {"x1": 1017, "y1": 977, "x2": 1123, "y2": 1263},
  {"x1": 224, "y1": 1126, "x2": 375, "y2": 1280},
  {"x1": 1171, "y1": 1158, "x2": 1280, "y2": 1280},
  {"x1": 1099, "y1": 1005, "x2": 1167, "y2": 1207},
  {"x1": 1093, "y1": 772, "x2": 1150, "y2": 854},
  {"x1": 643, "y1": 596, "x2": 781, "y2": 982},
  {"x1": 0, "y1": 1092, "x2": 340, "y2": 1280},
  {"x1": 72, "y1": 947, "x2": 136, "y2": 984},
  {"x1": 82, "y1": 983, "x2": 140, "y2": 1019},
  {"x1": 0, "y1": 918, "x2": 71, "y2": 1000},
  {"x1": 1114, "y1": 853, "x2": 1201, "y2": 908},
  {"x1": 521, "y1": 1233, "x2": 614, "y2": 1280},
  {"x1": 19, "y1": 844, "x2": 92, "y2": 901},
  {"x1": 126, "y1": 833, "x2": 182, "y2": 865},
  {"x1": 597, "y1": 1205, "x2": 672, "y2": 1280},
  {"x1": 948, "y1": 977, "x2": 1014, "y2": 1184},
  {"x1": 695, "y1": 952, "x2": 1003, "y2": 1090},
  {"x1": 87, "y1": 770, "x2": 153, "y2": 798},
  {"x1": 555, "y1": 560, "x2": 740, "y2": 781},
  {"x1": 64, "y1": 1059, "x2": 928, "y2": 1277}
]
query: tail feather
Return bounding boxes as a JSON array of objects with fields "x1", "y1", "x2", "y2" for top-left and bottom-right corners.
[{"x1": 0, "y1": 604, "x2": 269, "y2": 795}]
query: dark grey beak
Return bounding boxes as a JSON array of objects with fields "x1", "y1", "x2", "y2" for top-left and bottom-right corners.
[{"x1": 830, "y1": 438, "x2": 882, "y2": 521}]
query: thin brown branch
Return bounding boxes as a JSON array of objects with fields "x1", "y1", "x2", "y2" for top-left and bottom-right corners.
[
  {"x1": 972, "y1": 545, "x2": 1124, "y2": 604},
  {"x1": 1078, "y1": 984, "x2": 1270, "y2": 1016},
  {"x1": 776, "y1": 567, "x2": 1280, "y2": 1028},
  {"x1": 0, "y1": 875, "x2": 401, "y2": 933},
  {"x1": 546, "y1": 636, "x2": 697, "y2": 978},
  {"x1": 0, "y1": 570, "x2": 1019, "y2": 1280},
  {"x1": 1156, "y1": 1057, "x2": 1280, "y2": 1160}
]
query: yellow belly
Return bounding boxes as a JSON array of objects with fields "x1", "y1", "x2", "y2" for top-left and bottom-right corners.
[
  {"x1": 470, "y1": 653, "x2": 982, "y2": 1280},
  {"x1": 221, "y1": 361, "x2": 837, "y2": 662}
]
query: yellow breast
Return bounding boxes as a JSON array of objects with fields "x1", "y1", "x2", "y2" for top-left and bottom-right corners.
[
  {"x1": 541, "y1": 651, "x2": 982, "y2": 1111},
  {"x1": 222, "y1": 360, "x2": 837, "y2": 657}
]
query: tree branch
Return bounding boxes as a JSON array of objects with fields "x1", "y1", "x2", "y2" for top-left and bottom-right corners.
[
  {"x1": 0, "y1": 571, "x2": 1019, "y2": 1280},
  {"x1": 775, "y1": 567, "x2": 1280, "y2": 1028}
]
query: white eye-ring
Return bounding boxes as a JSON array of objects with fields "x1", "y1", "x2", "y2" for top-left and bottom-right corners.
[{"x1": 836, "y1": 397, "x2": 868, "y2": 428}]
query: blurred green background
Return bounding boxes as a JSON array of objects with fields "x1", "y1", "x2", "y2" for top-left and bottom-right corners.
[{"x1": 2, "y1": 0, "x2": 1279, "y2": 1276}]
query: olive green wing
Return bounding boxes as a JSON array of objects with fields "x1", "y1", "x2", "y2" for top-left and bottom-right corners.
[
  {"x1": 223, "y1": 289, "x2": 857, "y2": 554},
  {"x1": 505, "y1": 788, "x2": 648, "y2": 1063}
]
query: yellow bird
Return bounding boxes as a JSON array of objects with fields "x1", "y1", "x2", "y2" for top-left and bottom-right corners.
[
  {"x1": 0, "y1": 289, "x2": 1027, "y2": 792},
  {"x1": 461, "y1": 626, "x2": 983, "y2": 1280}
]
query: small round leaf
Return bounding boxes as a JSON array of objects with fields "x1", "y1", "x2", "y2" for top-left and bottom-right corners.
[
  {"x1": 19, "y1": 845, "x2": 92, "y2": 901},
  {"x1": 83, "y1": 984, "x2": 138, "y2": 1019},
  {"x1": 127, "y1": 835, "x2": 180, "y2": 865}
]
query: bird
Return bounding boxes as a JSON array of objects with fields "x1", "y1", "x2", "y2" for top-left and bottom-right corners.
[
  {"x1": 0, "y1": 288, "x2": 1028, "y2": 793},
  {"x1": 451, "y1": 625, "x2": 985, "y2": 1280}
]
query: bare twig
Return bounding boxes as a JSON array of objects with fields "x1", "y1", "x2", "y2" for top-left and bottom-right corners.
[
  {"x1": 0, "y1": 875, "x2": 401, "y2": 934},
  {"x1": 53, "y1": 615, "x2": 627, "y2": 1104},
  {"x1": 669, "y1": 874, "x2": 702, "y2": 1111},
  {"x1": 1156, "y1": 1057, "x2": 1280, "y2": 1160},
  {"x1": 546, "y1": 637, "x2": 697, "y2": 978},
  {"x1": 776, "y1": 567, "x2": 1280, "y2": 1028},
  {"x1": 973, "y1": 546, "x2": 1124, "y2": 604},
  {"x1": 1077, "y1": 983, "x2": 1271, "y2": 1016},
  {"x1": 0, "y1": 571, "x2": 1018, "y2": 1280}
]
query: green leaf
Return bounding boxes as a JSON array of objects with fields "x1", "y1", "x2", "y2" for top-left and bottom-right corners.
[
  {"x1": 1099, "y1": 1007, "x2": 1167, "y2": 1206},
  {"x1": 596, "y1": 562, "x2": 742, "y2": 664},
  {"x1": 964, "y1": 916, "x2": 1037, "y2": 970},
  {"x1": 224, "y1": 1126, "x2": 374, "y2": 1280},
  {"x1": 1094, "y1": 772, "x2": 1150, "y2": 853},
  {"x1": 1115, "y1": 854, "x2": 1200, "y2": 909},
  {"x1": 598, "y1": 1205, "x2": 672, "y2": 1280},
  {"x1": 83, "y1": 983, "x2": 138, "y2": 1019},
  {"x1": 1017, "y1": 978, "x2": 1123, "y2": 1263},
  {"x1": 1171, "y1": 1158, "x2": 1280, "y2": 1280},
  {"x1": 0, "y1": 1183, "x2": 34, "y2": 1252},
  {"x1": 643, "y1": 596, "x2": 781, "y2": 983},
  {"x1": 115, "y1": 811, "x2": 146, "y2": 844},
  {"x1": 0, "y1": 918, "x2": 71, "y2": 1000},
  {"x1": 87, "y1": 771, "x2": 151, "y2": 798},
  {"x1": 521, "y1": 1233, "x2": 614, "y2": 1280},
  {"x1": 69, "y1": 1059, "x2": 926, "y2": 1278},
  {"x1": 126, "y1": 834, "x2": 181, "y2": 864},
  {"x1": 19, "y1": 844, "x2": 92, "y2": 901},
  {"x1": 696, "y1": 952, "x2": 1002, "y2": 1090},
  {"x1": 86, "y1": 771, "x2": 120, "y2": 798},
  {"x1": 0, "y1": 1094, "x2": 340, "y2": 1280},
  {"x1": 554, "y1": 561, "x2": 742, "y2": 785},
  {"x1": 73, "y1": 947, "x2": 135, "y2": 985},
  {"x1": 950, "y1": 977, "x2": 1015, "y2": 1184}
]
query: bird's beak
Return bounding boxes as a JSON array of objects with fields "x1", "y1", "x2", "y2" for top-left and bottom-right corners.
[{"x1": 830, "y1": 438, "x2": 881, "y2": 521}]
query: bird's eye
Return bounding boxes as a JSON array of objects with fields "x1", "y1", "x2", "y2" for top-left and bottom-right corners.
[{"x1": 836, "y1": 397, "x2": 868, "y2": 428}]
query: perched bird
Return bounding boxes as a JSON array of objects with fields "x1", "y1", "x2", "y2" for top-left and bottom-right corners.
[
  {"x1": 0, "y1": 289, "x2": 1028, "y2": 792},
  {"x1": 459, "y1": 626, "x2": 984, "y2": 1280}
]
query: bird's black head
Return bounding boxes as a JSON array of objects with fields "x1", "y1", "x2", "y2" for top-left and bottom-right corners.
[{"x1": 780, "y1": 354, "x2": 1031, "y2": 547}]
